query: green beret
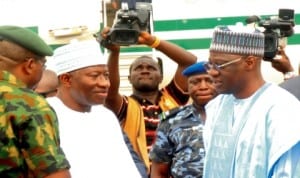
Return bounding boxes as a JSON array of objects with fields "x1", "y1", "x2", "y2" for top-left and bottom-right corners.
[{"x1": 0, "y1": 25, "x2": 53, "y2": 56}]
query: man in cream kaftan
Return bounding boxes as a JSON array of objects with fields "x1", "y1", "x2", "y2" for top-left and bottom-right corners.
[
  {"x1": 204, "y1": 83, "x2": 300, "y2": 178},
  {"x1": 203, "y1": 25, "x2": 300, "y2": 178}
]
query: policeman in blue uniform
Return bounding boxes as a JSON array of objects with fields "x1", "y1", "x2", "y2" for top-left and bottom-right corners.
[{"x1": 149, "y1": 61, "x2": 217, "y2": 178}]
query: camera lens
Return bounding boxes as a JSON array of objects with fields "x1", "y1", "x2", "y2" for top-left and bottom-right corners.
[{"x1": 110, "y1": 29, "x2": 139, "y2": 45}]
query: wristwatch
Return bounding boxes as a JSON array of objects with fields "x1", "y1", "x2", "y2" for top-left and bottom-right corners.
[{"x1": 284, "y1": 71, "x2": 296, "y2": 80}]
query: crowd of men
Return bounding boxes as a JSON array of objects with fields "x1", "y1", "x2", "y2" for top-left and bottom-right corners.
[{"x1": 1, "y1": 12, "x2": 300, "y2": 178}]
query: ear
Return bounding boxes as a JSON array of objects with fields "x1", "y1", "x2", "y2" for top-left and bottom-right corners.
[
  {"x1": 244, "y1": 56, "x2": 256, "y2": 70},
  {"x1": 58, "y1": 73, "x2": 72, "y2": 87},
  {"x1": 21, "y1": 58, "x2": 36, "y2": 75}
]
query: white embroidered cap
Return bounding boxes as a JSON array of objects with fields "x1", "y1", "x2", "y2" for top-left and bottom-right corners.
[
  {"x1": 52, "y1": 40, "x2": 106, "y2": 75},
  {"x1": 210, "y1": 24, "x2": 265, "y2": 57}
]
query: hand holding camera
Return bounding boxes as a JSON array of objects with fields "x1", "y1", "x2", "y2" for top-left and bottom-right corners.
[
  {"x1": 271, "y1": 46, "x2": 294, "y2": 74},
  {"x1": 96, "y1": 27, "x2": 120, "y2": 51},
  {"x1": 97, "y1": 26, "x2": 157, "y2": 51},
  {"x1": 258, "y1": 9, "x2": 295, "y2": 61},
  {"x1": 99, "y1": 2, "x2": 152, "y2": 46}
]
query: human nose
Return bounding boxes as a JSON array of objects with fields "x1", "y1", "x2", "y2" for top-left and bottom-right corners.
[
  {"x1": 96, "y1": 75, "x2": 110, "y2": 87},
  {"x1": 198, "y1": 80, "x2": 209, "y2": 89},
  {"x1": 204, "y1": 63, "x2": 216, "y2": 72},
  {"x1": 206, "y1": 66, "x2": 220, "y2": 77},
  {"x1": 203, "y1": 63, "x2": 216, "y2": 77}
]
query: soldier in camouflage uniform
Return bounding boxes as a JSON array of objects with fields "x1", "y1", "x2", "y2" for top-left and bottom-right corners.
[
  {"x1": 149, "y1": 61, "x2": 217, "y2": 178},
  {"x1": 0, "y1": 26, "x2": 71, "y2": 178}
]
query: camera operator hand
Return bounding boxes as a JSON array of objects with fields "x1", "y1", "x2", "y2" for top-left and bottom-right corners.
[
  {"x1": 271, "y1": 46, "x2": 294, "y2": 73},
  {"x1": 98, "y1": 27, "x2": 120, "y2": 51},
  {"x1": 271, "y1": 46, "x2": 296, "y2": 80},
  {"x1": 98, "y1": 26, "x2": 157, "y2": 49},
  {"x1": 138, "y1": 31, "x2": 157, "y2": 46}
]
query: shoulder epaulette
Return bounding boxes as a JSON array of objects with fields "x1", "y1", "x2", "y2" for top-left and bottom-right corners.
[{"x1": 159, "y1": 106, "x2": 185, "y2": 121}]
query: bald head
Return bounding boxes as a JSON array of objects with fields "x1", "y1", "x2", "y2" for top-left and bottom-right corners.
[{"x1": 34, "y1": 69, "x2": 58, "y2": 97}]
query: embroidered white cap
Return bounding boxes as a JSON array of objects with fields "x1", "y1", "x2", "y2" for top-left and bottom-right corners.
[
  {"x1": 210, "y1": 24, "x2": 265, "y2": 57},
  {"x1": 51, "y1": 40, "x2": 106, "y2": 75}
]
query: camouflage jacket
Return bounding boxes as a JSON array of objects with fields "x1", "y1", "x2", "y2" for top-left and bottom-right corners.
[
  {"x1": 0, "y1": 71, "x2": 70, "y2": 178},
  {"x1": 149, "y1": 104, "x2": 205, "y2": 178}
]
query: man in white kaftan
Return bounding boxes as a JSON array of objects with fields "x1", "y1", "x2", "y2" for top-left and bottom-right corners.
[
  {"x1": 47, "y1": 40, "x2": 141, "y2": 178},
  {"x1": 203, "y1": 25, "x2": 300, "y2": 178},
  {"x1": 47, "y1": 97, "x2": 141, "y2": 178}
]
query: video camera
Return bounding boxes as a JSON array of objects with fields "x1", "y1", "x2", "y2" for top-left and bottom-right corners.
[
  {"x1": 100, "y1": 2, "x2": 151, "y2": 46},
  {"x1": 258, "y1": 9, "x2": 295, "y2": 61}
]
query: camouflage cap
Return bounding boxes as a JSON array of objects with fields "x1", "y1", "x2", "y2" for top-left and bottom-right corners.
[{"x1": 0, "y1": 25, "x2": 53, "y2": 56}]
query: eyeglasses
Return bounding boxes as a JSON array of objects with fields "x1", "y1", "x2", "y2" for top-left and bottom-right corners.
[
  {"x1": 204, "y1": 57, "x2": 243, "y2": 72},
  {"x1": 25, "y1": 57, "x2": 47, "y2": 69},
  {"x1": 34, "y1": 58, "x2": 47, "y2": 69}
]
